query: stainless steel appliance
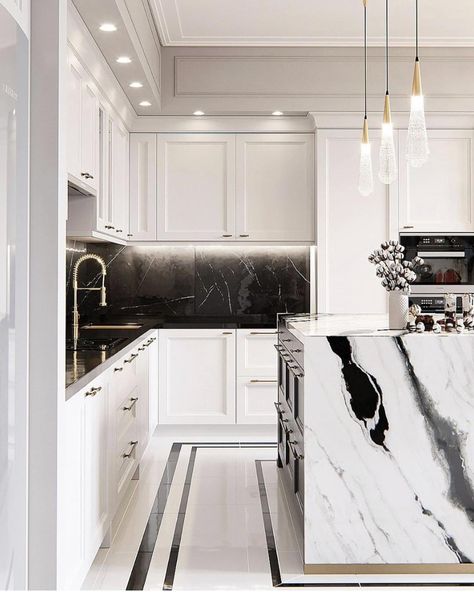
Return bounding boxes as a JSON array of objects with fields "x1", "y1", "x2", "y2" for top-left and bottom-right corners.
[
  {"x1": 408, "y1": 295, "x2": 463, "y2": 315},
  {"x1": 400, "y1": 234, "x2": 474, "y2": 294},
  {"x1": 276, "y1": 313, "x2": 305, "y2": 519}
]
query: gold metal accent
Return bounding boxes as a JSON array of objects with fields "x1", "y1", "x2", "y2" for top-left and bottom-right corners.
[
  {"x1": 383, "y1": 92, "x2": 392, "y2": 124},
  {"x1": 412, "y1": 58, "x2": 422, "y2": 96},
  {"x1": 304, "y1": 564, "x2": 474, "y2": 575},
  {"x1": 362, "y1": 0, "x2": 367, "y2": 5},
  {"x1": 72, "y1": 254, "x2": 107, "y2": 344},
  {"x1": 362, "y1": 117, "x2": 369, "y2": 144}
]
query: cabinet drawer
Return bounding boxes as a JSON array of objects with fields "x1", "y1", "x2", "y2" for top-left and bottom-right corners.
[
  {"x1": 116, "y1": 425, "x2": 140, "y2": 500},
  {"x1": 237, "y1": 329, "x2": 278, "y2": 377},
  {"x1": 116, "y1": 387, "x2": 140, "y2": 441},
  {"x1": 237, "y1": 377, "x2": 278, "y2": 425}
]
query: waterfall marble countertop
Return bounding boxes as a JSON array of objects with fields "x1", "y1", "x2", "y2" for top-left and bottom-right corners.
[{"x1": 298, "y1": 313, "x2": 474, "y2": 575}]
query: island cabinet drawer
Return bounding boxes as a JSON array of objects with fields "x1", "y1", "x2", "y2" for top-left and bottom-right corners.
[
  {"x1": 116, "y1": 425, "x2": 140, "y2": 501},
  {"x1": 287, "y1": 428, "x2": 305, "y2": 512},
  {"x1": 279, "y1": 327, "x2": 304, "y2": 368},
  {"x1": 288, "y1": 368, "x2": 304, "y2": 432},
  {"x1": 116, "y1": 387, "x2": 140, "y2": 440}
]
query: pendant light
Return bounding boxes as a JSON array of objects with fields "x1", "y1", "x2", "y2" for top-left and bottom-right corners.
[
  {"x1": 378, "y1": 0, "x2": 397, "y2": 185},
  {"x1": 358, "y1": 0, "x2": 374, "y2": 197},
  {"x1": 406, "y1": 0, "x2": 429, "y2": 167}
]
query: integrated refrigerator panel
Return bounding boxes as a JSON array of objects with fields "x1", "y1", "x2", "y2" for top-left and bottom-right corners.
[{"x1": 0, "y1": 2, "x2": 29, "y2": 589}]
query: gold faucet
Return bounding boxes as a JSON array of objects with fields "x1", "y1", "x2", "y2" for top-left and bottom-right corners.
[{"x1": 72, "y1": 254, "x2": 107, "y2": 342}]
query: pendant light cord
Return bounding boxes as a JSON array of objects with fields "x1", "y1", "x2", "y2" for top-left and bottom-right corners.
[
  {"x1": 415, "y1": 0, "x2": 419, "y2": 60},
  {"x1": 385, "y1": 0, "x2": 389, "y2": 93},
  {"x1": 364, "y1": 2, "x2": 367, "y2": 117}
]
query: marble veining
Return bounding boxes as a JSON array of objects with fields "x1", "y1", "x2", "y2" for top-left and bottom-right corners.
[
  {"x1": 304, "y1": 334, "x2": 474, "y2": 567},
  {"x1": 66, "y1": 242, "x2": 310, "y2": 322}
]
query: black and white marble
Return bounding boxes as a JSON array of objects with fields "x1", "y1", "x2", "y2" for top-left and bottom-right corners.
[
  {"x1": 66, "y1": 241, "x2": 310, "y2": 322},
  {"x1": 304, "y1": 328, "x2": 474, "y2": 567}
]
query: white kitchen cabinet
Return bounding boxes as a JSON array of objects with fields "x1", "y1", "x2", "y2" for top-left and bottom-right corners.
[
  {"x1": 111, "y1": 119, "x2": 130, "y2": 238},
  {"x1": 156, "y1": 134, "x2": 236, "y2": 241},
  {"x1": 236, "y1": 378, "x2": 278, "y2": 425},
  {"x1": 129, "y1": 133, "x2": 157, "y2": 240},
  {"x1": 236, "y1": 329, "x2": 278, "y2": 377},
  {"x1": 399, "y1": 129, "x2": 474, "y2": 233},
  {"x1": 158, "y1": 329, "x2": 236, "y2": 424},
  {"x1": 67, "y1": 53, "x2": 98, "y2": 193},
  {"x1": 317, "y1": 129, "x2": 398, "y2": 314},
  {"x1": 97, "y1": 106, "x2": 113, "y2": 233},
  {"x1": 236, "y1": 134, "x2": 315, "y2": 241},
  {"x1": 147, "y1": 335, "x2": 159, "y2": 437},
  {"x1": 83, "y1": 380, "x2": 109, "y2": 566}
]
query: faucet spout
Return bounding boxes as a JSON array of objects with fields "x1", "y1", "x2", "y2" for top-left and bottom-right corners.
[{"x1": 72, "y1": 254, "x2": 108, "y2": 344}]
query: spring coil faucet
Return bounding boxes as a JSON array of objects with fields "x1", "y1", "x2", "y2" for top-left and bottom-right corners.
[{"x1": 72, "y1": 254, "x2": 107, "y2": 343}]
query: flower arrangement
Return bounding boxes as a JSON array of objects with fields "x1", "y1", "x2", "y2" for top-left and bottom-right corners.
[{"x1": 368, "y1": 241, "x2": 424, "y2": 293}]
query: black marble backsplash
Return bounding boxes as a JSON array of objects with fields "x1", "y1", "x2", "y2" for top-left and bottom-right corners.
[{"x1": 66, "y1": 241, "x2": 310, "y2": 322}]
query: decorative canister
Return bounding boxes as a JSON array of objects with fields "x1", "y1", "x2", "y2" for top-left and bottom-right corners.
[{"x1": 388, "y1": 291, "x2": 409, "y2": 330}]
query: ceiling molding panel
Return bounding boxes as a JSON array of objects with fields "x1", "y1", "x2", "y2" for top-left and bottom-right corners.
[{"x1": 148, "y1": 0, "x2": 474, "y2": 48}]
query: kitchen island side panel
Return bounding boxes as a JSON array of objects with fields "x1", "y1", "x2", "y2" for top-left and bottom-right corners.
[{"x1": 304, "y1": 334, "x2": 474, "y2": 569}]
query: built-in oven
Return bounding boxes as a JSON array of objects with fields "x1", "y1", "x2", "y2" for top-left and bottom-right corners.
[{"x1": 400, "y1": 234, "x2": 474, "y2": 294}]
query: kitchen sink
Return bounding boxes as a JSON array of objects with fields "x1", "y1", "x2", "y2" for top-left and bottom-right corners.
[
  {"x1": 66, "y1": 337, "x2": 127, "y2": 351},
  {"x1": 81, "y1": 323, "x2": 143, "y2": 330}
]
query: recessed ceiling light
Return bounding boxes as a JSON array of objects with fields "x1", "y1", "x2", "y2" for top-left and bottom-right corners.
[
  {"x1": 139, "y1": 101, "x2": 152, "y2": 107},
  {"x1": 272, "y1": 111, "x2": 284, "y2": 116},
  {"x1": 99, "y1": 23, "x2": 117, "y2": 32},
  {"x1": 193, "y1": 110, "x2": 205, "y2": 116},
  {"x1": 116, "y1": 56, "x2": 132, "y2": 64},
  {"x1": 129, "y1": 81, "x2": 143, "y2": 88}
]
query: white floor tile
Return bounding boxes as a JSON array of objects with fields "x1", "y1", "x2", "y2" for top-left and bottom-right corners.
[{"x1": 144, "y1": 513, "x2": 179, "y2": 590}]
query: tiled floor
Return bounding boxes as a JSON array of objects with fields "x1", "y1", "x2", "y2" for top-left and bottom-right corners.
[{"x1": 83, "y1": 432, "x2": 474, "y2": 591}]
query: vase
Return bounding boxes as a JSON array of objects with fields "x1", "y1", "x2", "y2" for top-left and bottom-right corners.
[{"x1": 388, "y1": 291, "x2": 409, "y2": 330}]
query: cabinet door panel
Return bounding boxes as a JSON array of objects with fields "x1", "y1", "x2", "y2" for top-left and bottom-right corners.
[
  {"x1": 317, "y1": 130, "x2": 398, "y2": 314},
  {"x1": 81, "y1": 82, "x2": 99, "y2": 191},
  {"x1": 399, "y1": 130, "x2": 474, "y2": 232},
  {"x1": 67, "y1": 57, "x2": 82, "y2": 180},
  {"x1": 237, "y1": 378, "x2": 277, "y2": 425},
  {"x1": 236, "y1": 134, "x2": 314, "y2": 241},
  {"x1": 157, "y1": 134, "x2": 235, "y2": 240},
  {"x1": 158, "y1": 330, "x2": 235, "y2": 424},
  {"x1": 237, "y1": 329, "x2": 278, "y2": 377},
  {"x1": 129, "y1": 134, "x2": 157, "y2": 240},
  {"x1": 112, "y1": 120, "x2": 129, "y2": 238}
]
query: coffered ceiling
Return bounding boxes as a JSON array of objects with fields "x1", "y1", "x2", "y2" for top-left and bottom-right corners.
[{"x1": 149, "y1": 0, "x2": 474, "y2": 47}]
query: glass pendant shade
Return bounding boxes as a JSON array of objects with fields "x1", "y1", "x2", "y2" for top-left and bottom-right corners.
[
  {"x1": 378, "y1": 93, "x2": 397, "y2": 185},
  {"x1": 358, "y1": 119, "x2": 374, "y2": 196},
  {"x1": 406, "y1": 61, "x2": 429, "y2": 167}
]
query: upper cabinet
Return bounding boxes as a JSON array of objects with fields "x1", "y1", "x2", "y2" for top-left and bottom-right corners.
[
  {"x1": 66, "y1": 48, "x2": 130, "y2": 245},
  {"x1": 156, "y1": 134, "x2": 236, "y2": 241},
  {"x1": 67, "y1": 55, "x2": 98, "y2": 194},
  {"x1": 236, "y1": 134, "x2": 314, "y2": 241},
  {"x1": 129, "y1": 132, "x2": 315, "y2": 243},
  {"x1": 399, "y1": 129, "x2": 474, "y2": 233},
  {"x1": 317, "y1": 129, "x2": 398, "y2": 315}
]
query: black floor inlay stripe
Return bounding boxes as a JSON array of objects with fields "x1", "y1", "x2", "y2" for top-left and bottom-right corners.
[{"x1": 126, "y1": 443, "x2": 182, "y2": 590}]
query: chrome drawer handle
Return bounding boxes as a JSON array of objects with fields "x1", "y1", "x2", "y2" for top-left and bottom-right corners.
[
  {"x1": 222, "y1": 234, "x2": 233, "y2": 238},
  {"x1": 239, "y1": 234, "x2": 250, "y2": 238},
  {"x1": 138, "y1": 347, "x2": 145, "y2": 351},
  {"x1": 222, "y1": 331, "x2": 233, "y2": 335},
  {"x1": 282, "y1": 339, "x2": 291, "y2": 342},
  {"x1": 291, "y1": 349, "x2": 302, "y2": 353},
  {"x1": 85, "y1": 386, "x2": 102, "y2": 397},
  {"x1": 289, "y1": 440, "x2": 304, "y2": 461},
  {"x1": 250, "y1": 331, "x2": 278, "y2": 335},
  {"x1": 122, "y1": 441, "x2": 138, "y2": 458},
  {"x1": 123, "y1": 397, "x2": 138, "y2": 412},
  {"x1": 250, "y1": 379, "x2": 278, "y2": 383},
  {"x1": 124, "y1": 353, "x2": 138, "y2": 363},
  {"x1": 105, "y1": 225, "x2": 115, "y2": 230},
  {"x1": 114, "y1": 367, "x2": 123, "y2": 372}
]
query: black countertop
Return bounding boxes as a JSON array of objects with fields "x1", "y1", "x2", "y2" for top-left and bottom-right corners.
[{"x1": 65, "y1": 314, "x2": 278, "y2": 390}]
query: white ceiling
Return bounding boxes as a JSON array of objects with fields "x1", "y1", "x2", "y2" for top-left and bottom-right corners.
[{"x1": 148, "y1": 0, "x2": 474, "y2": 47}]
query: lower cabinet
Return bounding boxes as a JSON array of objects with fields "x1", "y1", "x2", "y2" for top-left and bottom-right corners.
[
  {"x1": 158, "y1": 329, "x2": 236, "y2": 424},
  {"x1": 59, "y1": 331, "x2": 157, "y2": 590},
  {"x1": 158, "y1": 328, "x2": 277, "y2": 425}
]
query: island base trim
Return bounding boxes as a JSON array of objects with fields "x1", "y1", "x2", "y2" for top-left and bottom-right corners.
[{"x1": 304, "y1": 564, "x2": 474, "y2": 575}]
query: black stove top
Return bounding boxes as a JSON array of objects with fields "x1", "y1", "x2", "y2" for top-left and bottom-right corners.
[{"x1": 66, "y1": 337, "x2": 127, "y2": 352}]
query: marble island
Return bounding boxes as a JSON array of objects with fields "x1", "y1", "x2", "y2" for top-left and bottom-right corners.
[{"x1": 285, "y1": 314, "x2": 474, "y2": 575}]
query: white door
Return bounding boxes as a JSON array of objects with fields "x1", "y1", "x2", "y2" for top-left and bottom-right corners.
[
  {"x1": 236, "y1": 378, "x2": 278, "y2": 425},
  {"x1": 156, "y1": 134, "x2": 236, "y2": 240},
  {"x1": 236, "y1": 329, "x2": 278, "y2": 377},
  {"x1": 67, "y1": 56, "x2": 82, "y2": 182},
  {"x1": 399, "y1": 129, "x2": 474, "y2": 233},
  {"x1": 80, "y1": 81, "x2": 98, "y2": 192},
  {"x1": 317, "y1": 129, "x2": 398, "y2": 314},
  {"x1": 236, "y1": 134, "x2": 314, "y2": 241},
  {"x1": 129, "y1": 133, "x2": 157, "y2": 240},
  {"x1": 84, "y1": 382, "x2": 109, "y2": 564},
  {"x1": 158, "y1": 329, "x2": 236, "y2": 424}
]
